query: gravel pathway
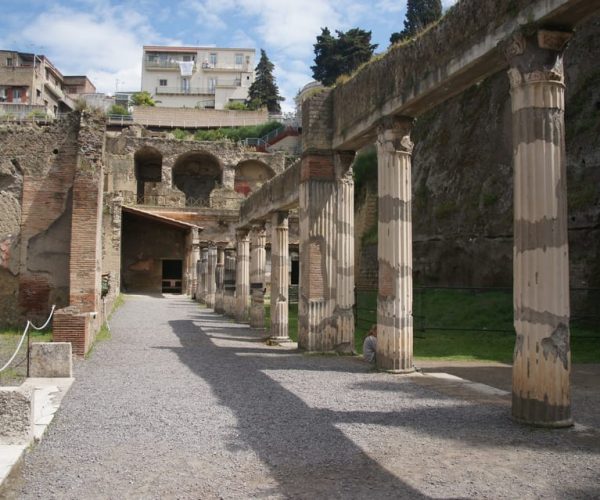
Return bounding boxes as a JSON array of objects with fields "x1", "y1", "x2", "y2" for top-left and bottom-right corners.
[{"x1": 4, "y1": 294, "x2": 600, "y2": 499}]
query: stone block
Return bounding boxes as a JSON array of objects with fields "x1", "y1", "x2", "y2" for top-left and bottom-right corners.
[
  {"x1": 0, "y1": 387, "x2": 33, "y2": 445},
  {"x1": 29, "y1": 342, "x2": 72, "y2": 378}
]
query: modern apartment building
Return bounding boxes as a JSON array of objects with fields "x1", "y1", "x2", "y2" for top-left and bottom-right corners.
[
  {"x1": 141, "y1": 46, "x2": 255, "y2": 110},
  {"x1": 0, "y1": 50, "x2": 78, "y2": 117}
]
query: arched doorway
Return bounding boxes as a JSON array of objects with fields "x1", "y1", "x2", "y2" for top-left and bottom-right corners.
[
  {"x1": 172, "y1": 151, "x2": 221, "y2": 206},
  {"x1": 134, "y1": 147, "x2": 162, "y2": 204},
  {"x1": 234, "y1": 160, "x2": 275, "y2": 197}
]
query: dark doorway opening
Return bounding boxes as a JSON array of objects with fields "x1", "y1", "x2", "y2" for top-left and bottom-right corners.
[
  {"x1": 291, "y1": 259, "x2": 299, "y2": 285},
  {"x1": 162, "y1": 259, "x2": 183, "y2": 293}
]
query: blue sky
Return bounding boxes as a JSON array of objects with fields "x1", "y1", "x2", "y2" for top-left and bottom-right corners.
[{"x1": 0, "y1": 0, "x2": 456, "y2": 112}]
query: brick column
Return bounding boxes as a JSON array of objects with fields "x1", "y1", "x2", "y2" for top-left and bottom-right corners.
[
  {"x1": 250, "y1": 226, "x2": 267, "y2": 328},
  {"x1": 335, "y1": 152, "x2": 356, "y2": 353},
  {"x1": 214, "y1": 245, "x2": 226, "y2": 314},
  {"x1": 198, "y1": 246, "x2": 208, "y2": 303},
  {"x1": 299, "y1": 153, "x2": 338, "y2": 351},
  {"x1": 270, "y1": 211, "x2": 290, "y2": 342},
  {"x1": 235, "y1": 230, "x2": 250, "y2": 322},
  {"x1": 376, "y1": 116, "x2": 415, "y2": 373},
  {"x1": 206, "y1": 243, "x2": 217, "y2": 308},
  {"x1": 505, "y1": 30, "x2": 573, "y2": 427}
]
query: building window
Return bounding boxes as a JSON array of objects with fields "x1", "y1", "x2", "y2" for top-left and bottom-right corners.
[
  {"x1": 36, "y1": 89, "x2": 41, "y2": 98},
  {"x1": 0, "y1": 88, "x2": 6, "y2": 102},
  {"x1": 182, "y1": 55, "x2": 193, "y2": 62},
  {"x1": 209, "y1": 53, "x2": 217, "y2": 67},
  {"x1": 159, "y1": 79, "x2": 167, "y2": 86},
  {"x1": 235, "y1": 54, "x2": 243, "y2": 67},
  {"x1": 208, "y1": 78, "x2": 217, "y2": 92},
  {"x1": 181, "y1": 78, "x2": 190, "y2": 93},
  {"x1": 6, "y1": 58, "x2": 13, "y2": 67}
]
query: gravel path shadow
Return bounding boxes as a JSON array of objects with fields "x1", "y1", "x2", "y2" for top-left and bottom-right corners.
[{"x1": 4, "y1": 294, "x2": 600, "y2": 499}]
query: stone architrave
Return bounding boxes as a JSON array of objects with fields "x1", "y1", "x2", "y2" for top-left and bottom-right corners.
[
  {"x1": 504, "y1": 30, "x2": 573, "y2": 427},
  {"x1": 214, "y1": 245, "x2": 226, "y2": 314},
  {"x1": 206, "y1": 243, "x2": 217, "y2": 308},
  {"x1": 376, "y1": 116, "x2": 415, "y2": 373},
  {"x1": 270, "y1": 211, "x2": 290, "y2": 341},
  {"x1": 334, "y1": 151, "x2": 356, "y2": 353},
  {"x1": 249, "y1": 226, "x2": 267, "y2": 328},
  {"x1": 235, "y1": 230, "x2": 250, "y2": 322}
]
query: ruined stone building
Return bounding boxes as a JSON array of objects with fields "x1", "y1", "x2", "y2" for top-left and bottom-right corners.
[
  {"x1": 0, "y1": 0, "x2": 598, "y2": 431},
  {"x1": 0, "y1": 115, "x2": 296, "y2": 355}
]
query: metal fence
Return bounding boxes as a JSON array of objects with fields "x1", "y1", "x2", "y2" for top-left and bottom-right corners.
[{"x1": 355, "y1": 286, "x2": 600, "y2": 337}]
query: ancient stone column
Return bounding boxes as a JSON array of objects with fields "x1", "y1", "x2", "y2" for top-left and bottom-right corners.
[
  {"x1": 198, "y1": 246, "x2": 208, "y2": 304},
  {"x1": 249, "y1": 226, "x2": 267, "y2": 328},
  {"x1": 505, "y1": 31, "x2": 573, "y2": 427},
  {"x1": 224, "y1": 249, "x2": 236, "y2": 317},
  {"x1": 270, "y1": 211, "x2": 290, "y2": 342},
  {"x1": 214, "y1": 245, "x2": 226, "y2": 314},
  {"x1": 376, "y1": 116, "x2": 415, "y2": 373},
  {"x1": 235, "y1": 230, "x2": 250, "y2": 322},
  {"x1": 190, "y1": 228, "x2": 200, "y2": 301},
  {"x1": 335, "y1": 152, "x2": 356, "y2": 353},
  {"x1": 206, "y1": 243, "x2": 217, "y2": 308},
  {"x1": 299, "y1": 153, "x2": 338, "y2": 351}
]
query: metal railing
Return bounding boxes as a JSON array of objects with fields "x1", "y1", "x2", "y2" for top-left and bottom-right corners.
[
  {"x1": 155, "y1": 86, "x2": 215, "y2": 95},
  {"x1": 145, "y1": 59, "x2": 190, "y2": 70},
  {"x1": 107, "y1": 114, "x2": 134, "y2": 125},
  {"x1": 0, "y1": 305, "x2": 55, "y2": 375}
]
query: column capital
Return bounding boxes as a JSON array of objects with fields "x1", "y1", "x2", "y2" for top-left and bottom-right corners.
[
  {"x1": 273, "y1": 211, "x2": 289, "y2": 228},
  {"x1": 334, "y1": 150, "x2": 356, "y2": 177},
  {"x1": 376, "y1": 115, "x2": 415, "y2": 154},
  {"x1": 502, "y1": 30, "x2": 572, "y2": 89},
  {"x1": 235, "y1": 228, "x2": 250, "y2": 241}
]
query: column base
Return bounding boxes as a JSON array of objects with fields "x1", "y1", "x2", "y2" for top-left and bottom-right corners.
[
  {"x1": 383, "y1": 367, "x2": 416, "y2": 375},
  {"x1": 267, "y1": 336, "x2": 293, "y2": 346},
  {"x1": 511, "y1": 415, "x2": 574, "y2": 428}
]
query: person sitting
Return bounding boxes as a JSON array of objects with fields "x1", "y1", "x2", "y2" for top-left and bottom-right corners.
[{"x1": 363, "y1": 325, "x2": 377, "y2": 364}]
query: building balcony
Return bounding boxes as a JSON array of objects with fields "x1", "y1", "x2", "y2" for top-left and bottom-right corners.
[
  {"x1": 201, "y1": 63, "x2": 250, "y2": 72},
  {"x1": 145, "y1": 59, "x2": 197, "y2": 71},
  {"x1": 43, "y1": 80, "x2": 64, "y2": 100},
  {"x1": 216, "y1": 79, "x2": 242, "y2": 88},
  {"x1": 155, "y1": 87, "x2": 215, "y2": 96}
]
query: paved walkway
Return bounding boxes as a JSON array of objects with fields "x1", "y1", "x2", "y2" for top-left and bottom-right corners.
[{"x1": 3, "y1": 294, "x2": 600, "y2": 499}]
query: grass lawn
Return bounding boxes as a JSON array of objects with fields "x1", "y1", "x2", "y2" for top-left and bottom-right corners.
[{"x1": 355, "y1": 289, "x2": 600, "y2": 363}]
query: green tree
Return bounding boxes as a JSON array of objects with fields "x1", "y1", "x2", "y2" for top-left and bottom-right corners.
[
  {"x1": 246, "y1": 49, "x2": 284, "y2": 113},
  {"x1": 390, "y1": 0, "x2": 443, "y2": 43},
  {"x1": 312, "y1": 27, "x2": 378, "y2": 86},
  {"x1": 131, "y1": 91, "x2": 155, "y2": 106}
]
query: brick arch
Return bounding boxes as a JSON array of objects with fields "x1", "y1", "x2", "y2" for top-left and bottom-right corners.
[
  {"x1": 234, "y1": 159, "x2": 275, "y2": 197},
  {"x1": 172, "y1": 150, "x2": 222, "y2": 206},
  {"x1": 134, "y1": 146, "x2": 163, "y2": 203}
]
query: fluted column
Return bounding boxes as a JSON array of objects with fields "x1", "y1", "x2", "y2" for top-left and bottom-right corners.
[
  {"x1": 298, "y1": 153, "x2": 338, "y2": 351},
  {"x1": 250, "y1": 226, "x2": 267, "y2": 328},
  {"x1": 206, "y1": 243, "x2": 217, "y2": 308},
  {"x1": 190, "y1": 228, "x2": 200, "y2": 300},
  {"x1": 214, "y1": 245, "x2": 226, "y2": 314},
  {"x1": 235, "y1": 230, "x2": 250, "y2": 322},
  {"x1": 270, "y1": 211, "x2": 290, "y2": 341},
  {"x1": 335, "y1": 152, "x2": 356, "y2": 353},
  {"x1": 505, "y1": 30, "x2": 573, "y2": 427},
  {"x1": 198, "y1": 246, "x2": 208, "y2": 303},
  {"x1": 223, "y1": 249, "x2": 236, "y2": 317},
  {"x1": 376, "y1": 116, "x2": 415, "y2": 373}
]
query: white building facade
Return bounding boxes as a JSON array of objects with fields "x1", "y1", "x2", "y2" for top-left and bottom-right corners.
[{"x1": 141, "y1": 46, "x2": 255, "y2": 110}]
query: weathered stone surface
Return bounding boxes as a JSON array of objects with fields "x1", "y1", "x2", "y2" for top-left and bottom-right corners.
[
  {"x1": 0, "y1": 387, "x2": 33, "y2": 445},
  {"x1": 29, "y1": 342, "x2": 73, "y2": 378}
]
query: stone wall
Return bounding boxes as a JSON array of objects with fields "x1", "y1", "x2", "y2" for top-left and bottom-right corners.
[{"x1": 0, "y1": 116, "x2": 81, "y2": 326}]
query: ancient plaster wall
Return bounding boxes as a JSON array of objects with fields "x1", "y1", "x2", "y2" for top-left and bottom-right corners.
[{"x1": 0, "y1": 116, "x2": 80, "y2": 325}]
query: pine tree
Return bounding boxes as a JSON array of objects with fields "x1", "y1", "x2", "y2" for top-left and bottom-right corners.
[
  {"x1": 311, "y1": 28, "x2": 378, "y2": 87},
  {"x1": 246, "y1": 49, "x2": 283, "y2": 113},
  {"x1": 390, "y1": 0, "x2": 443, "y2": 44}
]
